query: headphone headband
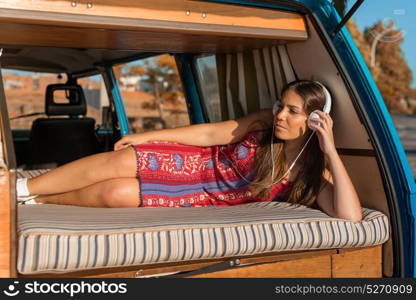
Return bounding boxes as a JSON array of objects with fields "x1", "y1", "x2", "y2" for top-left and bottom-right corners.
[
  {"x1": 272, "y1": 81, "x2": 332, "y2": 115},
  {"x1": 313, "y1": 81, "x2": 332, "y2": 114}
]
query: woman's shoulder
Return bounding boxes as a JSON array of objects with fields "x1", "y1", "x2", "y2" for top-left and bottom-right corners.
[
  {"x1": 237, "y1": 129, "x2": 269, "y2": 149},
  {"x1": 247, "y1": 129, "x2": 270, "y2": 143}
]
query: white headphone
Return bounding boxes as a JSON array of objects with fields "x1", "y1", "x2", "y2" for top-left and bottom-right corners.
[{"x1": 272, "y1": 81, "x2": 332, "y2": 130}]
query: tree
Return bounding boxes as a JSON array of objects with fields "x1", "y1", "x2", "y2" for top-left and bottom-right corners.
[
  {"x1": 346, "y1": 19, "x2": 416, "y2": 113},
  {"x1": 126, "y1": 55, "x2": 185, "y2": 117},
  {"x1": 364, "y1": 22, "x2": 413, "y2": 112}
]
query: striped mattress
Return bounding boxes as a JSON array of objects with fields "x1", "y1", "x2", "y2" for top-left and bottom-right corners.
[
  {"x1": 16, "y1": 168, "x2": 51, "y2": 179},
  {"x1": 17, "y1": 201, "x2": 389, "y2": 275}
]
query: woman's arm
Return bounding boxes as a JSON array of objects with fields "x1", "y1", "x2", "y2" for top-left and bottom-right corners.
[
  {"x1": 114, "y1": 109, "x2": 273, "y2": 151},
  {"x1": 114, "y1": 122, "x2": 213, "y2": 150},
  {"x1": 205, "y1": 108, "x2": 273, "y2": 145},
  {"x1": 309, "y1": 111, "x2": 363, "y2": 221},
  {"x1": 316, "y1": 159, "x2": 362, "y2": 221}
]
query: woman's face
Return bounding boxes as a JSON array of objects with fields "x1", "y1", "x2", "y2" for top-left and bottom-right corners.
[{"x1": 274, "y1": 89, "x2": 309, "y2": 140}]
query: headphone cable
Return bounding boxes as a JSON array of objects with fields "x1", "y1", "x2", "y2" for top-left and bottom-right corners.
[{"x1": 218, "y1": 127, "x2": 315, "y2": 188}]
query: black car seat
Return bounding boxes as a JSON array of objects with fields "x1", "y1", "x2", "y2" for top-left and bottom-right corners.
[{"x1": 26, "y1": 84, "x2": 99, "y2": 169}]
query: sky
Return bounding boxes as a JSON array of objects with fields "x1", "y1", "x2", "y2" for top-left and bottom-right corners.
[{"x1": 346, "y1": 0, "x2": 416, "y2": 88}]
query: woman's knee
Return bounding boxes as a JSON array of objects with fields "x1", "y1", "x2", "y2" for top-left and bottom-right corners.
[
  {"x1": 106, "y1": 147, "x2": 138, "y2": 178},
  {"x1": 100, "y1": 179, "x2": 140, "y2": 208}
]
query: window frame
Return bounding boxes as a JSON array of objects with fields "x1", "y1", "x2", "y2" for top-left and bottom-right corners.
[{"x1": 192, "y1": 54, "x2": 221, "y2": 124}]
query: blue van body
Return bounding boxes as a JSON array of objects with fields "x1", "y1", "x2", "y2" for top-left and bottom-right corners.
[{"x1": 107, "y1": 0, "x2": 415, "y2": 277}]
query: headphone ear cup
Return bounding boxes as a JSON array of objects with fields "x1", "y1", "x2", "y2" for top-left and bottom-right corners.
[
  {"x1": 272, "y1": 101, "x2": 280, "y2": 115},
  {"x1": 308, "y1": 111, "x2": 320, "y2": 130}
]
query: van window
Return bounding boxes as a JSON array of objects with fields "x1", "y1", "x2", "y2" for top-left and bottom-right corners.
[
  {"x1": 195, "y1": 55, "x2": 222, "y2": 122},
  {"x1": 3, "y1": 70, "x2": 67, "y2": 130},
  {"x1": 3, "y1": 71, "x2": 106, "y2": 130},
  {"x1": 78, "y1": 74, "x2": 108, "y2": 126},
  {"x1": 113, "y1": 54, "x2": 190, "y2": 133}
]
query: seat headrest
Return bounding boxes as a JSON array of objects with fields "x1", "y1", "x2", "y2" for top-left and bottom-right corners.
[{"x1": 45, "y1": 84, "x2": 87, "y2": 116}]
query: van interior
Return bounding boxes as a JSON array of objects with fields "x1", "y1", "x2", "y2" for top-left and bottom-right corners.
[{"x1": 0, "y1": 0, "x2": 394, "y2": 277}]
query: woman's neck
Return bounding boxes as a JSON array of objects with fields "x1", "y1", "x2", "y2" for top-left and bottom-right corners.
[{"x1": 283, "y1": 136, "x2": 308, "y2": 163}]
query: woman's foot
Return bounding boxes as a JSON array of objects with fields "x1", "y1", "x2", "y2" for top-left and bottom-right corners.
[
  {"x1": 16, "y1": 178, "x2": 40, "y2": 204},
  {"x1": 18, "y1": 195, "x2": 41, "y2": 205}
]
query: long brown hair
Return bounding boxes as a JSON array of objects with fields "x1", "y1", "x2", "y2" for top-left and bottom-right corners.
[{"x1": 249, "y1": 80, "x2": 328, "y2": 207}]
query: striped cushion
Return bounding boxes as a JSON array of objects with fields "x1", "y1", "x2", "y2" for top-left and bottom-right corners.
[
  {"x1": 17, "y1": 169, "x2": 51, "y2": 179},
  {"x1": 17, "y1": 201, "x2": 389, "y2": 274}
]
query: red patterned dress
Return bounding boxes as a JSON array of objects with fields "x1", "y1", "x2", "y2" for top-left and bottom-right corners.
[{"x1": 130, "y1": 130, "x2": 292, "y2": 207}]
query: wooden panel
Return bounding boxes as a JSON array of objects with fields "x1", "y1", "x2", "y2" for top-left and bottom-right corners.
[
  {"x1": 19, "y1": 249, "x2": 337, "y2": 278},
  {"x1": 332, "y1": 246, "x2": 382, "y2": 278},
  {"x1": 19, "y1": 246, "x2": 384, "y2": 278},
  {"x1": 0, "y1": 0, "x2": 307, "y2": 37},
  {"x1": 21, "y1": 249, "x2": 337, "y2": 278},
  {"x1": 0, "y1": 22, "x2": 283, "y2": 53},
  {"x1": 189, "y1": 256, "x2": 331, "y2": 278},
  {"x1": 0, "y1": 172, "x2": 12, "y2": 277},
  {"x1": 0, "y1": 0, "x2": 307, "y2": 53},
  {"x1": 0, "y1": 61, "x2": 18, "y2": 277}
]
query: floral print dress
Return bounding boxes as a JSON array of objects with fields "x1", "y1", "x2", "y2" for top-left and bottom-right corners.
[{"x1": 131, "y1": 130, "x2": 292, "y2": 207}]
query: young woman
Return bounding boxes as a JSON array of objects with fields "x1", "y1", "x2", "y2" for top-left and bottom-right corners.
[{"x1": 17, "y1": 80, "x2": 362, "y2": 221}]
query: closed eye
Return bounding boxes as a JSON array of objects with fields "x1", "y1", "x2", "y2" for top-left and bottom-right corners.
[{"x1": 277, "y1": 105, "x2": 301, "y2": 114}]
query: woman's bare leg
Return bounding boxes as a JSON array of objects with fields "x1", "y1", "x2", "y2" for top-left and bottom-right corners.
[
  {"x1": 27, "y1": 147, "x2": 138, "y2": 196},
  {"x1": 36, "y1": 178, "x2": 141, "y2": 208}
]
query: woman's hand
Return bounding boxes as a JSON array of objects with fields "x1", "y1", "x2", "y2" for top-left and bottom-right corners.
[
  {"x1": 114, "y1": 134, "x2": 148, "y2": 151},
  {"x1": 308, "y1": 111, "x2": 337, "y2": 157}
]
